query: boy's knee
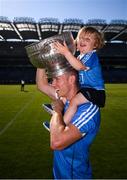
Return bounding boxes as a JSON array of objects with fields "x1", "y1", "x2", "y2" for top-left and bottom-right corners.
[{"x1": 70, "y1": 97, "x2": 79, "y2": 106}]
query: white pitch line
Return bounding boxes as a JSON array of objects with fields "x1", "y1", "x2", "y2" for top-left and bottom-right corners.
[{"x1": 0, "y1": 95, "x2": 35, "y2": 136}]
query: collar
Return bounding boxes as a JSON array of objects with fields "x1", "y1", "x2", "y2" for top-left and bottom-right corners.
[{"x1": 78, "y1": 50, "x2": 96, "y2": 60}]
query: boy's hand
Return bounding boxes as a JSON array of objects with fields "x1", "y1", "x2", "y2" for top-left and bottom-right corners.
[{"x1": 53, "y1": 41, "x2": 69, "y2": 56}]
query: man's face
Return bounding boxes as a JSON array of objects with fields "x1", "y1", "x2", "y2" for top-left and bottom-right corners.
[{"x1": 51, "y1": 73, "x2": 70, "y2": 98}]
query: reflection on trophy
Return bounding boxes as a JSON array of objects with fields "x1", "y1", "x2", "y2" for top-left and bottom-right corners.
[{"x1": 25, "y1": 32, "x2": 75, "y2": 78}]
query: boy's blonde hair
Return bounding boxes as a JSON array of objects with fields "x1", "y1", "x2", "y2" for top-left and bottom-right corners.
[{"x1": 77, "y1": 26, "x2": 105, "y2": 50}]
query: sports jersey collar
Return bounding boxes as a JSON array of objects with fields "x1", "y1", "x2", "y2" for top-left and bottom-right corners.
[
  {"x1": 78, "y1": 50, "x2": 96, "y2": 60},
  {"x1": 64, "y1": 100, "x2": 70, "y2": 113}
]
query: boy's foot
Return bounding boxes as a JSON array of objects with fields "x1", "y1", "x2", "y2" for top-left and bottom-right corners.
[
  {"x1": 42, "y1": 104, "x2": 53, "y2": 115},
  {"x1": 43, "y1": 121, "x2": 50, "y2": 132}
]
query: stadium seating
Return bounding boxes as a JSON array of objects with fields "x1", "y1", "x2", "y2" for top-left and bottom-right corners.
[{"x1": 0, "y1": 17, "x2": 127, "y2": 84}]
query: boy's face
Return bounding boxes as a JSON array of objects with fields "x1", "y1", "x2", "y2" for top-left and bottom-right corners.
[{"x1": 77, "y1": 32, "x2": 96, "y2": 54}]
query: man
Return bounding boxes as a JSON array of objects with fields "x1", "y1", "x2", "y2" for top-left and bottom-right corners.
[
  {"x1": 21, "y1": 80, "x2": 25, "y2": 91},
  {"x1": 36, "y1": 68, "x2": 100, "y2": 179}
]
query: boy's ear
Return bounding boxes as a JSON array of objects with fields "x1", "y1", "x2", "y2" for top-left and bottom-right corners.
[
  {"x1": 75, "y1": 38, "x2": 80, "y2": 51},
  {"x1": 74, "y1": 39, "x2": 77, "y2": 46}
]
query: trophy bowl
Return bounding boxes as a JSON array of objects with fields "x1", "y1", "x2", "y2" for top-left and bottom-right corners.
[{"x1": 25, "y1": 32, "x2": 76, "y2": 78}]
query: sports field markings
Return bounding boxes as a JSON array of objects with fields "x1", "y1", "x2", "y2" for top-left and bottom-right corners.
[{"x1": 0, "y1": 94, "x2": 35, "y2": 136}]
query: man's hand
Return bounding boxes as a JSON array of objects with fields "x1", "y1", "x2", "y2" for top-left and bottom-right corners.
[
  {"x1": 51, "y1": 99, "x2": 64, "y2": 114},
  {"x1": 50, "y1": 99, "x2": 82, "y2": 150}
]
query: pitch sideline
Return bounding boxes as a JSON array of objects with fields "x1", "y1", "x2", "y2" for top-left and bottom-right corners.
[{"x1": 0, "y1": 95, "x2": 35, "y2": 136}]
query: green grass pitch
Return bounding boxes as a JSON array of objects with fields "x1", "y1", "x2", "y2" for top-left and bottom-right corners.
[{"x1": 0, "y1": 84, "x2": 127, "y2": 179}]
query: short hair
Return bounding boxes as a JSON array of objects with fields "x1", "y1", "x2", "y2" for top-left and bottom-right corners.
[
  {"x1": 77, "y1": 26, "x2": 105, "y2": 50},
  {"x1": 66, "y1": 69, "x2": 79, "y2": 87}
]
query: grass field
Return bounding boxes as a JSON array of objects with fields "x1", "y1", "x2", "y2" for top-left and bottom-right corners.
[{"x1": 0, "y1": 84, "x2": 127, "y2": 179}]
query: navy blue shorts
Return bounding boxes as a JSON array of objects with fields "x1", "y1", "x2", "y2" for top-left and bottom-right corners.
[{"x1": 78, "y1": 88, "x2": 106, "y2": 107}]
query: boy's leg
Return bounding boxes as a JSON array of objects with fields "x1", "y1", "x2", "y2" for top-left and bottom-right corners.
[{"x1": 64, "y1": 92, "x2": 89, "y2": 125}]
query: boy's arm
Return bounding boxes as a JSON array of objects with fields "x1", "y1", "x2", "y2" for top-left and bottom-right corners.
[
  {"x1": 36, "y1": 68, "x2": 56, "y2": 99},
  {"x1": 54, "y1": 41, "x2": 88, "y2": 71}
]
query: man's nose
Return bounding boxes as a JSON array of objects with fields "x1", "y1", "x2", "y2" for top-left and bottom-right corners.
[{"x1": 51, "y1": 78, "x2": 57, "y2": 88}]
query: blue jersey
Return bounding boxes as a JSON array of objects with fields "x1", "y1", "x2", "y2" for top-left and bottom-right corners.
[
  {"x1": 53, "y1": 101, "x2": 100, "y2": 179},
  {"x1": 79, "y1": 51, "x2": 105, "y2": 90}
]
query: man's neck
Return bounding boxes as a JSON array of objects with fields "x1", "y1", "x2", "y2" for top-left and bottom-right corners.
[{"x1": 67, "y1": 86, "x2": 79, "y2": 101}]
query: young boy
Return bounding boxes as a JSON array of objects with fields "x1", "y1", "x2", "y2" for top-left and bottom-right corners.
[{"x1": 53, "y1": 26, "x2": 106, "y2": 125}]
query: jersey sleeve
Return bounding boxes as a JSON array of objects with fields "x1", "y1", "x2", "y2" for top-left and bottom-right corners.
[
  {"x1": 71, "y1": 103, "x2": 100, "y2": 135},
  {"x1": 81, "y1": 51, "x2": 98, "y2": 68}
]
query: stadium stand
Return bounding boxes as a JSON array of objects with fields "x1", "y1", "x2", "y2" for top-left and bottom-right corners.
[{"x1": 0, "y1": 17, "x2": 127, "y2": 84}]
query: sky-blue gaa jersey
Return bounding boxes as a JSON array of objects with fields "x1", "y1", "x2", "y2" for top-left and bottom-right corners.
[
  {"x1": 79, "y1": 50, "x2": 105, "y2": 90},
  {"x1": 53, "y1": 101, "x2": 100, "y2": 179}
]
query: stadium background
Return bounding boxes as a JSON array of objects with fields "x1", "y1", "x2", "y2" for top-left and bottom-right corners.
[
  {"x1": 0, "y1": 17, "x2": 127, "y2": 84},
  {"x1": 0, "y1": 16, "x2": 127, "y2": 179}
]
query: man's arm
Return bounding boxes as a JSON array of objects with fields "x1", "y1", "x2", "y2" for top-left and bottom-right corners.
[
  {"x1": 50, "y1": 100, "x2": 82, "y2": 150},
  {"x1": 36, "y1": 68, "x2": 56, "y2": 99}
]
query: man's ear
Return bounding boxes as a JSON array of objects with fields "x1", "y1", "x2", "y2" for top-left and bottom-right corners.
[{"x1": 69, "y1": 74, "x2": 76, "y2": 84}]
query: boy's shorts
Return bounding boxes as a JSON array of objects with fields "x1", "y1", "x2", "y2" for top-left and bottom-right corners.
[{"x1": 79, "y1": 88, "x2": 106, "y2": 107}]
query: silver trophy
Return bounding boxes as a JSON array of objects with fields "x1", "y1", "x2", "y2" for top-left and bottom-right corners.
[{"x1": 25, "y1": 32, "x2": 75, "y2": 78}]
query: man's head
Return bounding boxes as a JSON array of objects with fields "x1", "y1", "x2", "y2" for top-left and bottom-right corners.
[{"x1": 51, "y1": 69, "x2": 79, "y2": 100}]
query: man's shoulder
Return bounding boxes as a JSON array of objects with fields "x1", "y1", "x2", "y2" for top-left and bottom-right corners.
[
  {"x1": 71, "y1": 102, "x2": 100, "y2": 122},
  {"x1": 71, "y1": 102, "x2": 100, "y2": 133},
  {"x1": 77, "y1": 102, "x2": 94, "y2": 111}
]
